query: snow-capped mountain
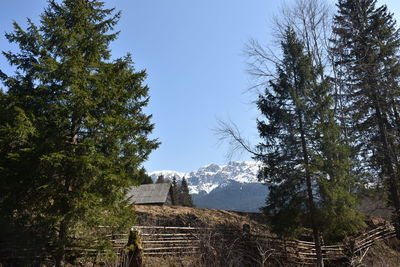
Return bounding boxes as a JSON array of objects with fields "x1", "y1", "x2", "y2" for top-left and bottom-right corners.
[
  {"x1": 149, "y1": 161, "x2": 268, "y2": 212},
  {"x1": 149, "y1": 161, "x2": 261, "y2": 194}
]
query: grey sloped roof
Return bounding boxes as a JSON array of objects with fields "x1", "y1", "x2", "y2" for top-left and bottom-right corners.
[{"x1": 127, "y1": 183, "x2": 172, "y2": 204}]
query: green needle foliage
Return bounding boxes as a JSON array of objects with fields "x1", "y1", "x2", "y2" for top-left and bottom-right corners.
[
  {"x1": 255, "y1": 28, "x2": 364, "y2": 262},
  {"x1": 0, "y1": 0, "x2": 159, "y2": 264},
  {"x1": 170, "y1": 176, "x2": 194, "y2": 207},
  {"x1": 179, "y1": 177, "x2": 195, "y2": 207},
  {"x1": 332, "y1": 0, "x2": 400, "y2": 237}
]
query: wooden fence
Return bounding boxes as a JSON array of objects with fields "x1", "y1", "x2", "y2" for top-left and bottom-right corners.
[
  {"x1": 0, "y1": 223, "x2": 396, "y2": 266},
  {"x1": 0, "y1": 234, "x2": 129, "y2": 266},
  {"x1": 131, "y1": 223, "x2": 397, "y2": 265},
  {"x1": 132, "y1": 226, "x2": 205, "y2": 257}
]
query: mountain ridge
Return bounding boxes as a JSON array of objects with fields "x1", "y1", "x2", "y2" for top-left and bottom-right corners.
[
  {"x1": 149, "y1": 161, "x2": 267, "y2": 212},
  {"x1": 149, "y1": 161, "x2": 262, "y2": 194}
]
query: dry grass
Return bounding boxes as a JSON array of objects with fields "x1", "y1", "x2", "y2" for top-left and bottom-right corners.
[
  {"x1": 359, "y1": 238, "x2": 400, "y2": 267},
  {"x1": 134, "y1": 205, "x2": 400, "y2": 267},
  {"x1": 133, "y1": 205, "x2": 271, "y2": 234},
  {"x1": 142, "y1": 255, "x2": 202, "y2": 267}
]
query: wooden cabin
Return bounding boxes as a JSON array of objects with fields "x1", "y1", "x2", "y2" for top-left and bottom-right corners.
[{"x1": 127, "y1": 183, "x2": 174, "y2": 205}]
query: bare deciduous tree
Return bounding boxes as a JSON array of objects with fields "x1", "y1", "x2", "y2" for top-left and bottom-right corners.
[{"x1": 218, "y1": 0, "x2": 335, "y2": 158}]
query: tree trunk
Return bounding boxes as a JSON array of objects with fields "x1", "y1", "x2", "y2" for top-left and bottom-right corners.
[
  {"x1": 55, "y1": 219, "x2": 68, "y2": 267},
  {"x1": 375, "y1": 105, "x2": 400, "y2": 238},
  {"x1": 297, "y1": 110, "x2": 324, "y2": 267},
  {"x1": 55, "y1": 120, "x2": 78, "y2": 266},
  {"x1": 126, "y1": 230, "x2": 143, "y2": 267}
]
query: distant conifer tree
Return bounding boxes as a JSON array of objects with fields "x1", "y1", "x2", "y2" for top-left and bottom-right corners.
[
  {"x1": 156, "y1": 175, "x2": 166, "y2": 184},
  {"x1": 171, "y1": 176, "x2": 178, "y2": 205},
  {"x1": 179, "y1": 177, "x2": 194, "y2": 207},
  {"x1": 137, "y1": 170, "x2": 153, "y2": 184}
]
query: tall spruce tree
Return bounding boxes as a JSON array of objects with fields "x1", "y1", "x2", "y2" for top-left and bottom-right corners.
[
  {"x1": 311, "y1": 70, "x2": 366, "y2": 244},
  {"x1": 0, "y1": 0, "x2": 159, "y2": 265},
  {"x1": 179, "y1": 178, "x2": 194, "y2": 207},
  {"x1": 256, "y1": 28, "x2": 364, "y2": 266},
  {"x1": 137, "y1": 170, "x2": 153, "y2": 185},
  {"x1": 156, "y1": 174, "x2": 166, "y2": 184},
  {"x1": 331, "y1": 0, "x2": 400, "y2": 237}
]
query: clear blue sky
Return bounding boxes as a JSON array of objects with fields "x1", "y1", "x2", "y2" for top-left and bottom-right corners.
[{"x1": 1, "y1": 0, "x2": 400, "y2": 173}]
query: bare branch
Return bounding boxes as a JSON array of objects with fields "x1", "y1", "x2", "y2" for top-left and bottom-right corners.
[
  {"x1": 214, "y1": 118, "x2": 263, "y2": 159},
  {"x1": 245, "y1": 0, "x2": 334, "y2": 94},
  {"x1": 228, "y1": 0, "x2": 334, "y2": 162}
]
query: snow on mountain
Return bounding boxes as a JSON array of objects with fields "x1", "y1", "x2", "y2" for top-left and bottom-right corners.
[
  {"x1": 149, "y1": 161, "x2": 267, "y2": 212},
  {"x1": 149, "y1": 161, "x2": 262, "y2": 194}
]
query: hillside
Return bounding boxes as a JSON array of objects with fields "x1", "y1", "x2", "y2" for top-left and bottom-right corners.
[
  {"x1": 134, "y1": 205, "x2": 400, "y2": 266},
  {"x1": 192, "y1": 181, "x2": 267, "y2": 212},
  {"x1": 134, "y1": 204, "x2": 270, "y2": 234}
]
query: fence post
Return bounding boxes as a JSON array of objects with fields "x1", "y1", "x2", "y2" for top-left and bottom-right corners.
[
  {"x1": 243, "y1": 224, "x2": 251, "y2": 237},
  {"x1": 342, "y1": 236, "x2": 356, "y2": 265},
  {"x1": 126, "y1": 228, "x2": 143, "y2": 267}
]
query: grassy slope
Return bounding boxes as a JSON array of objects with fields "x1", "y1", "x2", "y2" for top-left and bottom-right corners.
[
  {"x1": 134, "y1": 204, "x2": 400, "y2": 266},
  {"x1": 134, "y1": 204, "x2": 270, "y2": 234}
]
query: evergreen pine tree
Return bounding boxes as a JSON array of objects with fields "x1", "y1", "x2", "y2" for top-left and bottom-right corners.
[
  {"x1": 311, "y1": 69, "x2": 366, "y2": 243},
  {"x1": 179, "y1": 177, "x2": 194, "y2": 207},
  {"x1": 136, "y1": 169, "x2": 153, "y2": 184},
  {"x1": 256, "y1": 28, "x2": 364, "y2": 266},
  {"x1": 171, "y1": 176, "x2": 178, "y2": 205},
  {"x1": 0, "y1": 0, "x2": 159, "y2": 264},
  {"x1": 256, "y1": 28, "x2": 323, "y2": 264},
  {"x1": 331, "y1": 0, "x2": 400, "y2": 237},
  {"x1": 156, "y1": 175, "x2": 166, "y2": 184}
]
